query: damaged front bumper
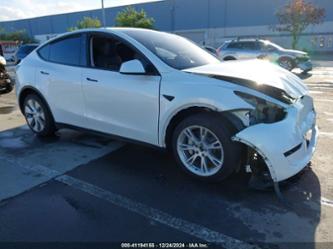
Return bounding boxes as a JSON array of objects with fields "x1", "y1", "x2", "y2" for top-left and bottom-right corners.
[
  {"x1": 0, "y1": 71, "x2": 14, "y2": 94},
  {"x1": 297, "y1": 59, "x2": 312, "y2": 72},
  {"x1": 232, "y1": 95, "x2": 318, "y2": 182}
]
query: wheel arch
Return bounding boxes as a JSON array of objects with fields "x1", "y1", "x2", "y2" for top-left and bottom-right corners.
[
  {"x1": 223, "y1": 56, "x2": 237, "y2": 61},
  {"x1": 18, "y1": 86, "x2": 53, "y2": 118},
  {"x1": 278, "y1": 55, "x2": 296, "y2": 63},
  {"x1": 163, "y1": 106, "x2": 245, "y2": 149}
]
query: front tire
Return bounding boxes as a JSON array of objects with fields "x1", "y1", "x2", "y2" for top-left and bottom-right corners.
[
  {"x1": 171, "y1": 113, "x2": 243, "y2": 182},
  {"x1": 23, "y1": 94, "x2": 56, "y2": 137},
  {"x1": 278, "y1": 57, "x2": 295, "y2": 71},
  {"x1": 223, "y1": 56, "x2": 236, "y2": 61}
]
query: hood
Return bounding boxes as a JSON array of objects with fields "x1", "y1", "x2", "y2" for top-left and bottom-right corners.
[{"x1": 184, "y1": 59, "x2": 308, "y2": 101}]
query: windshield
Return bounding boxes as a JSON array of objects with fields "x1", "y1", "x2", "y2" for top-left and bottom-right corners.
[
  {"x1": 122, "y1": 29, "x2": 220, "y2": 70},
  {"x1": 262, "y1": 41, "x2": 283, "y2": 51}
]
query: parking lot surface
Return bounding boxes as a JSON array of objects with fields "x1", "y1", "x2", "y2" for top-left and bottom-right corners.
[{"x1": 0, "y1": 62, "x2": 333, "y2": 249}]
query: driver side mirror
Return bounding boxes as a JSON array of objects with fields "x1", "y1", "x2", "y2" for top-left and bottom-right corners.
[{"x1": 120, "y1": 59, "x2": 146, "y2": 75}]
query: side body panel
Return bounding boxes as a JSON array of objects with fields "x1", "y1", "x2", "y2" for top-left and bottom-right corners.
[
  {"x1": 17, "y1": 52, "x2": 85, "y2": 127},
  {"x1": 82, "y1": 68, "x2": 161, "y2": 145},
  {"x1": 37, "y1": 61, "x2": 85, "y2": 126}
]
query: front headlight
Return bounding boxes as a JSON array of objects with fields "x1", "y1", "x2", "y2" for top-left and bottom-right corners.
[{"x1": 235, "y1": 91, "x2": 286, "y2": 125}]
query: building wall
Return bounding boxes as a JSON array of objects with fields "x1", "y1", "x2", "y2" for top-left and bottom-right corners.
[{"x1": 0, "y1": 0, "x2": 332, "y2": 51}]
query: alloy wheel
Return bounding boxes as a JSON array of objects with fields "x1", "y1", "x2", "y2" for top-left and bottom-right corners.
[
  {"x1": 177, "y1": 125, "x2": 224, "y2": 177},
  {"x1": 24, "y1": 99, "x2": 46, "y2": 133}
]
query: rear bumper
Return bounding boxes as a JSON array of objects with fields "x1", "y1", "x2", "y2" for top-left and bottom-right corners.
[{"x1": 233, "y1": 96, "x2": 318, "y2": 182}]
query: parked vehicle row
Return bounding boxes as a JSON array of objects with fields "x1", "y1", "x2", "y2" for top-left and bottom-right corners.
[
  {"x1": 220, "y1": 39, "x2": 312, "y2": 73},
  {"x1": 203, "y1": 38, "x2": 312, "y2": 73},
  {"x1": 16, "y1": 28, "x2": 317, "y2": 186}
]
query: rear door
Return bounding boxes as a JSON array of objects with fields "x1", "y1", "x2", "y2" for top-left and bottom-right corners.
[{"x1": 36, "y1": 34, "x2": 85, "y2": 126}]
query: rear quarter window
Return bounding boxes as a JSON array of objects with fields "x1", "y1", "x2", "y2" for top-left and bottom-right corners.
[{"x1": 37, "y1": 45, "x2": 50, "y2": 60}]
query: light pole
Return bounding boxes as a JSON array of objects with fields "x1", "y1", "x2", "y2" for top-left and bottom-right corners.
[{"x1": 101, "y1": 0, "x2": 106, "y2": 27}]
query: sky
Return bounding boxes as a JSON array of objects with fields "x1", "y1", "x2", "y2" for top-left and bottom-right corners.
[{"x1": 0, "y1": 0, "x2": 161, "y2": 21}]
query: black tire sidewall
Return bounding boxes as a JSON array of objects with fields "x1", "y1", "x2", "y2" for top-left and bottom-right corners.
[
  {"x1": 171, "y1": 113, "x2": 242, "y2": 182},
  {"x1": 23, "y1": 94, "x2": 55, "y2": 137},
  {"x1": 279, "y1": 57, "x2": 295, "y2": 71}
]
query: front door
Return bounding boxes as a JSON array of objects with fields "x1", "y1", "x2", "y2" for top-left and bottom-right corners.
[{"x1": 81, "y1": 34, "x2": 161, "y2": 145}]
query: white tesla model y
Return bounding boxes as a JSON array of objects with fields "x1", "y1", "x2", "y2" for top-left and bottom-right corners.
[{"x1": 16, "y1": 28, "x2": 317, "y2": 186}]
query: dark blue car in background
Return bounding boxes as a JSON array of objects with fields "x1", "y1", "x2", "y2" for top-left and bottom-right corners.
[{"x1": 14, "y1": 44, "x2": 38, "y2": 65}]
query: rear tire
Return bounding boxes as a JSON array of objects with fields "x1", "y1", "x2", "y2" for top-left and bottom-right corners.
[
  {"x1": 171, "y1": 113, "x2": 243, "y2": 182},
  {"x1": 23, "y1": 94, "x2": 56, "y2": 137}
]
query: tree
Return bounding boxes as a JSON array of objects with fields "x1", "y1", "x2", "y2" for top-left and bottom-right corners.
[
  {"x1": 274, "y1": 0, "x2": 325, "y2": 49},
  {"x1": 68, "y1": 17, "x2": 101, "y2": 31},
  {"x1": 115, "y1": 6, "x2": 154, "y2": 29},
  {"x1": 0, "y1": 28, "x2": 36, "y2": 44}
]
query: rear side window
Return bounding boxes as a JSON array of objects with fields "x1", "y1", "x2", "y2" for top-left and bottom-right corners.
[
  {"x1": 227, "y1": 41, "x2": 259, "y2": 50},
  {"x1": 49, "y1": 35, "x2": 81, "y2": 66}
]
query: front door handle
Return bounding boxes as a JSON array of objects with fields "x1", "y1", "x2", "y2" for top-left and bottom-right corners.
[
  {"x1": 40, "y1": 71, "x2": 49, "y2": 75},
  {"x1": 86, "y1": 77, "x2": 98, "y2": 82}
]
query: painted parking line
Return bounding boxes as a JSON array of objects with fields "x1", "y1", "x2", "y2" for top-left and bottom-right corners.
[
  {"x1": 321, "y1": 197, "x2": 333, "y2": 208},
  {"x1": 309, "y1": 91, "x2": 324, "y2": 94},
  {"x1": 306, "y1": 83, "x2": 333, "y2": 87},
  {"x1": 0, "y1": 127, "x2": 125, "y2": 201},
  {"x1": 319, "y1": 131, "x2": 333, "y2": 139},
  {"x1": 0, "y1": 153, "x2": 259, "y2": 248},
  {"x1": 315, "y1": 99, "x2": 333, "y2": 103},
  {"x1": 57, "y1": 175, "x2": 259, "y2": 249}
]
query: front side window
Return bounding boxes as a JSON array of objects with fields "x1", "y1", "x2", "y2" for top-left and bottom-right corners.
[
  {"x1": 90, "y1": 35, "x2": 154, "y2": 73},
  {"x1": 240, "y1": 42, "x2": 259, "y2": 50},
  {"x1": 49, "y1": 35, "x2": 81, "y2": 66},
  {"x1": 123, "y1": 30, "x2": 219, "y2": 70},
  {"x1": 227, "y1": 42, "x2": 241, "y2": 49}
]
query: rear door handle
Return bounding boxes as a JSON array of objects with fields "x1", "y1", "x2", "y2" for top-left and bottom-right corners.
[
  {"x1": 86, "y1": 77, "x2": 98, "y2": 82},
  {"x1": 40, "y1": 71, "x2": 49, "y2": 75}
]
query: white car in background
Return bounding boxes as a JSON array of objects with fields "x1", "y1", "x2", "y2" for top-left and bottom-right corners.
[
  {"x1": 16, "y1": 28, "x2": 317, "y2": 187},
  {"x1": 217, "y1": 39, "x2": 313, "y2": 73}
]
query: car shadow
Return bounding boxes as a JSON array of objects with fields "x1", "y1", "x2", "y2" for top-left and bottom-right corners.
[
  {"x1": 294, "y1": 72, "x2": 313, "y2": 80},
  {"x1": 69, "y1": 143, "x2": 322, "y2": 248},
  {"x1": 0, "y1": 125, "x2": 322, "y2": 248},
  {"x1": 0, "y1": 105, "x2": 16, "y2": 115}
]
